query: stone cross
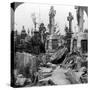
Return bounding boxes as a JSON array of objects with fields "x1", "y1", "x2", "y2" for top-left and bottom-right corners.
[{"x1": 67, "y1": 12, "x2": 73, "y2": 33}]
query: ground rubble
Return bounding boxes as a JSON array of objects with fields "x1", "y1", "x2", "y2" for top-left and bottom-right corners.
[{"x1": 14, "y1": 49, "x2": 88, "y2": 87}]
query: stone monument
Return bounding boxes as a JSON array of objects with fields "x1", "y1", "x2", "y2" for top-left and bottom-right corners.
[
  {"x1": 67, "y1": 12, "x2": 73, "y2": 52},
  {"x1": 49, "y1": 6, "x2": 56, "y2": 34},
  {"x1": 46, "y1": 6, "x2": 59, "y2": 53}
]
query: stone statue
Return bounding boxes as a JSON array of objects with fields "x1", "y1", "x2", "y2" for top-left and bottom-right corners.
[{"x1": 49, "y1": 6, "x2": 56, "y2": 34}]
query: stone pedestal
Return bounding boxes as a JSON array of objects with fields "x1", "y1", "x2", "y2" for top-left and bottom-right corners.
[{"x1": 45, "y1": 34, "x2": 59, "y2": 53}]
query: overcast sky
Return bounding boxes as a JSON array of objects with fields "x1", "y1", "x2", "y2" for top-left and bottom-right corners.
[{"x1": 14, "y1": 2, "x2": 88, "y2": 35}]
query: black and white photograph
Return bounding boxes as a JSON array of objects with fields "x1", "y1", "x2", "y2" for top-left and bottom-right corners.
[{"x1": 11, "y1": 2, "x2": 88, "y2": 88}]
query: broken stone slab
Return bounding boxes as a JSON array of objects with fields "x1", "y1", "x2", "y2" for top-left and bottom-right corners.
[
  {"x1": 39, "y1": 67, "x2": 53, "y2": 73},
  {"x1": 39, "y1": 66, "x2": 71, "y2": 85},
  {"x1": 47, "y1": 62, "x2": 57, "y2": 67},
  {"x1": 65, "y1": 69, "x2": 82, "y2": 84},
  {"x1": 50, "y1": 47, "x2": 67, "y2": 61},
  {"x1": 51, "y1": 67, "x2": 71, "y2": 85}
]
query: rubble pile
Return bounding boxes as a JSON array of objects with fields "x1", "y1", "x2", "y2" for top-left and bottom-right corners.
[
  {"x1": 14, "y1": 48, "x2": 88, "y2": 87},
  {"x1": 38, "y1": 49, "x2": 88, "y2": 85}
]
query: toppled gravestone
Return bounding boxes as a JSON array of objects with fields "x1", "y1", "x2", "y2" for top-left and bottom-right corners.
[{"x1": 49, "y1": 47, "x2": 67, "y2": 64}]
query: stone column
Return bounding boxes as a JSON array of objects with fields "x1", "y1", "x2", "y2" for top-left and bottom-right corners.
[
  {"x1": 79, "y1": 8, "x2": 84, "y2": 32},
  {"x1": 49, "y1": 6, "x2": 56, "y2": 34},
  {"x1": 67, "y1": 12, "x2": 73, "y2": 52},
  {"x1": 48, "y1": 6, "x2": 56, "y2": 52},
  {"x1": 75, "y1": 6, "x2": 84, "y2": 32},
  {"x1": 67, "y1": 12, "x2": 73, "y2": 33}
]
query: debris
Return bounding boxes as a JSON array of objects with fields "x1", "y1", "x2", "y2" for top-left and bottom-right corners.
[
  {"x1": 15, "y1": 74, "x2": 27, "y2": 86},
  {"x1": 14, "y1": 48, "x2": 88, "y2": 86},
  {"x1": 39, "y1": 67, "x2": 52, "y2": 73}
]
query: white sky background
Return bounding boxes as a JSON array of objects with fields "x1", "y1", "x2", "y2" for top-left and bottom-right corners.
[{"x1": 15, "y1": 2, "x2": 88, "y2": 35}]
